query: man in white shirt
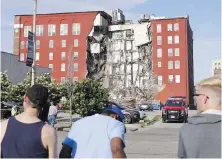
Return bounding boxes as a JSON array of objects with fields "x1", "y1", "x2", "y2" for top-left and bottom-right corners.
[
  {"x1": 59, "y1": 107, "x2": 126, "y2": 158},
  {"x1": 48, "y1": 102, "x2": 58, "y2": 127}
]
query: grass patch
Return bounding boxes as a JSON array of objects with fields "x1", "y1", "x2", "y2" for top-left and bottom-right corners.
[{"x1": 140, "y1": 115, "x2": 161, "y2": 128}]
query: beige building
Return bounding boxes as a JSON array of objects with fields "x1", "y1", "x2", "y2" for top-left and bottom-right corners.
[{"x1": 212, "y1": 60, "x2": 221, "y2": 77}]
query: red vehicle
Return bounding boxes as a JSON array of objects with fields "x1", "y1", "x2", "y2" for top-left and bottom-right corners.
[{"x1": 162, "y1": 96, "x2": 188, "y2": 123}]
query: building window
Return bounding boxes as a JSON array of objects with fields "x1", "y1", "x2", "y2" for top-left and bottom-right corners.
[
  {"x1": 157, "y1": 48, "x2": 162, "y2": 58},
  {"x1": 74, "y1": 52, "x2": 78, "y2": 59},
  {"x1": 72, "y1": 23, "x2": 81, "y2": 35},
  {"x1": 49, "y1": 40, "x2": 54, "y2": 48},
  {"x1": 157, "y1": 62, "x2": 162, "y2": 68},
  {"x1": 156, "y1": 24, "x2": 161, "y2": 33},
  {"x1": 36, "y1": 25, "x2": 44, "y2": 36},
  {"x1": 168, "y1": 61, "x2": 173, "y2": 69},
  {"x1": 168, "y1": 36, "x2": 173, "y2": 44},
  {"x1": 62, "y1": 40, "x2": 66, "y2": 48},
  {"x1": 61, "y1": 77, "x2": 66, "y2": 83},
  {"x1": 49, "y1": 64, "x2": 53, "y2": 69},
  {"x1": 74, "y1": 63, "x2": 78, "y2": 71},
  {"x1": 74, "y1": 39, "x2": 79, "y2": 47},
  {"x1": 158, "y1": 75, "x2": 163, "y2": 85},
  {"x1": 20, "y1": 41, "x2": 25, "y2": 49},
  {"x1": 175, "y1": 48, "x2": 180, "y2": 56},
  {"x1": 61, "y1": 52, "x2": 66, "y2": 60},
  {"x1": 73, "y1": 77, "x2": 78, "y2": 82},
  {"x1": 24, "y1": 26, "x2": 32, "y2": 37},
  {"x1": 61, "y1": 63, "x2": 66, "y2": 72},
  {"x1": 36, "y1": 52, "x2": 40, "y2": 61},
  {"x1": 175, "y1": 75, "x2": 180, "y2": 83},
  {"x1": 60, "y1": 24, "x2": 68, "y2": 35},
  {"x1": 168, "y1": 75, "x2": 174, "y2": 83},
  {"x1": 49, "y1": 52, "x2": 53, "y2": 60},
  {"x1": 168, "y1": 48, "x2": 173, "y2": 57},
  {"x1": 20, "y1": 53, "x2": 24, "y2": 61},
  {"x1": 48, "y1": 24, "x2": 56, "y2": 36},
  {"x1": 175, "y1": 60, "x2": 180, "y2": 69},
  {"x1": 157, "y1": 36, "x2": 162, "y2": 45},
  {"x1": 36, "y1": 40, "x2": 40, "y2": 49},
  {"x1": 174, "y1": 35, "x2": 179, "y2": 44},
  {"x1": 174, "y1": 23, "x2": 179, "y2": 31},
  {"x1": 167, "y1": 24, "x2": 173, "y2": 31}
]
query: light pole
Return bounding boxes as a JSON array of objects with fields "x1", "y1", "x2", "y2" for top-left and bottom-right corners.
[{"x1": 31, "y1": 0, "x2": 37, "y2": 86}]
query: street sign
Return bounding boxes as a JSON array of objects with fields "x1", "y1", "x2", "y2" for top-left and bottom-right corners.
[{"x1": 26, "y1": 31, "x2": 34, "y2": 67}]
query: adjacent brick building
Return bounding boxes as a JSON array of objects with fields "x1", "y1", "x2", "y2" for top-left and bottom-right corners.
[
  {"x1": 152, "y1": 16, "x2": 194, "y2": 104},
  {"x1": 13, "y1": 11, "x2": 111, "y2": 83}
]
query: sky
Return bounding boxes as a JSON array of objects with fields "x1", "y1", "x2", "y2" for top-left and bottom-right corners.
[{"x1": 1, "y1": 0, "x2": 221, "y2": 83}]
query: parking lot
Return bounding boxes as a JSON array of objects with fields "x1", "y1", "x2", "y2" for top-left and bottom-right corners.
[{"x1": 57, "y1": 110, "x2": 197, "y2": 157}]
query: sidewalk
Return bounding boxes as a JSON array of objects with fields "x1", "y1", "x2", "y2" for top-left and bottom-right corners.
[{"x1": 55, "y1": 110, "x2": 161, "y2": 132}]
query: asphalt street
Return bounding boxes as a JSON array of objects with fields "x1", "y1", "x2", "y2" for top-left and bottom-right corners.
[{"x1": 56, "y1": 110, "x2": 197, "y2": 158}]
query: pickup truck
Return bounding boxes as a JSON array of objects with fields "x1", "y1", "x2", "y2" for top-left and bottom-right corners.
[{"x1": 162, "y1": 96, "x2": 188, "y2": 123}]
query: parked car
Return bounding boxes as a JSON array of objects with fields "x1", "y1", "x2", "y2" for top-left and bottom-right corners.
[
  {"x1": 104, "y1": 101, "x2": 146, "y2": 124},
  {"x1": 138, "y1": 104, "x2": 153, "y2": 111},
  {"x1": 152, "y1": 104, "x2": 161, "y2": 110}
]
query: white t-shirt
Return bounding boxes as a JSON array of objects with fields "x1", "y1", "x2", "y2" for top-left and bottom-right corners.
[
  {"x1": 62, "y1": 114, "x2": 125, "y2": 158},
  {"x1": 48, "y1": 105, "x2": 58, "y2": 116}
]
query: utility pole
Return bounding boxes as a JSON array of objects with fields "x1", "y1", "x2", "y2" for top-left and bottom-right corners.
[
  {"x1": 31, "y1": 0, "x2": 37, "y2": 86},
  {"x1": 67, "y1": 46, "x2": 74, "y2": 127}
]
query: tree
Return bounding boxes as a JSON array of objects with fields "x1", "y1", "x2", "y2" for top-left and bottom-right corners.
[
  {"x1": 35, "y1": 73, "x2": 67, "y2": 104},
  {"x1": 0, "y1": 72, "x2": 13, "y2": 102},
  {"x1": 8, "y1": 73, "x2": 66, "y2": 104},
  {"x1": 63, "y1": 78, "x2": 109, "y2": 117}
]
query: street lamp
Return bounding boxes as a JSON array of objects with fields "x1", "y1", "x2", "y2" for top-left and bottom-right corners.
[{"x1": 31, "y1": 0, "x2": 37, "y2": 86}]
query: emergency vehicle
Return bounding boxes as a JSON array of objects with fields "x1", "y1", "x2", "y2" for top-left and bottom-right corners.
[{"x1": 162, "y1": 96, "x2": 188, "y2": 123}]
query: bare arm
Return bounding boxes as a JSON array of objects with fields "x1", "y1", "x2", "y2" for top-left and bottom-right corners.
[
  {"x1": 0, "y1": 119, "x2": 9, "y2": 157},
  {"x1": 111, "y1": 137, "x2": 127, "y2": 158},
  {"x1": 42, "y1": 125, "x2": 58, "y2": 158},
  {"x1": 0, "y1": 119, "x2": 8, "y2": 144}
]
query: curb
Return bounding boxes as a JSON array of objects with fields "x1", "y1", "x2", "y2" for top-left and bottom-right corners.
[{"x1": 56, "y1": 125, "x2": 140, "y2": 132}]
